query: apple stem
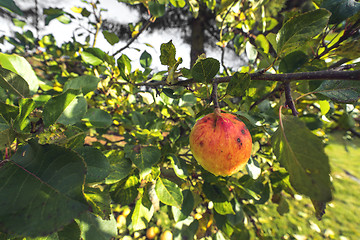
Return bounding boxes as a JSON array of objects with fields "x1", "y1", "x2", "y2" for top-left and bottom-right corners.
[
  {"x1": 211, "y1": 82, "x2": 221, "y2": 114},
  {"x1": 214, "y1": 107, "x2": 222, "y2": 117}
]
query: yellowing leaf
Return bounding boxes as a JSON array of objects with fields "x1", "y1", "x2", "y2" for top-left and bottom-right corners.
[{"x1": 71, "y1": 6, "x2": 83, "y2": 13}]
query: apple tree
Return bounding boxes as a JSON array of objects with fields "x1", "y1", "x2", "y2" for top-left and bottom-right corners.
[{"x1": 0, "y1": 0, "x2": 359, "y2": 239}]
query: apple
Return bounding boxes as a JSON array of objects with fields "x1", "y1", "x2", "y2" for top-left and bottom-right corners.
[
  {"x1": 146, "y1": 226, "x2": 159, "y2": 239},
  {"x1": 189, "y1": 108, "x2": 252, "y2": 176},
  {"x1": 160, "y1": 230, "x2": 173, "y2": 240}
]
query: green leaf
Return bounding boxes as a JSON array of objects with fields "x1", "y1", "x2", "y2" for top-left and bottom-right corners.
[
  {"x1": 170, "y1": 0, "x2": 186, "y2": 8},
  {"x1": 191, "y1": 57, "x2": 220, "y2": 83},
  {"x1": 84, "y1": 187, "x2": 111, "y2": 220},
  {"x1": 0, "y1": 0, "x2": 23, "y2": 15},
  {"x1": 321, "y1": 0, "x2": 360, "y2": 24},
  {"x1": 226, "y1": 72, "x2": 251, "y2": 97},
  {"x1": 272, "y1": 115, "x2": 332, "y2": 202},
  {"x1": 213, "y1": 213, "x2": 234, "y2": 237},
  {"x1": 148, "y1": 1, "x2": 165, "y2": 17},
  {"x1": 255, "y1": 34, "x2": 270, "y2": 54},
  {"x1": 269, "y1": 169, "x2": 294, "y2": 195},
  {"x1": 0, "y1": 53, "x2": 39, "y2": 94},
  {"x1": 314, "y1": 80, "x2": 360, "y2": 103},
  {"x1": 131, "y1": 111, "x2": 146, "y2": 127},
  {"x1": 117, "y1": 54, "x2": 131, "y2": 80},
  {"x1": 81, "y1": 49, "x2": 103, "y2": 66},
  {"x1": 75, "y1": 146, "x2": 110, "y2": 184},
  {"x1": 0, "y1": 140, "x2": 88, "y2": 237},
  {"x1": 140, "y1": 50, "x2": 152, "y2": 68},
  {"x1": 266, "y1": 32, "x2": 278, "y2": 53},
  {"x1": 160, "y1": 40, "x2": 177, "y2": 66},
  {"x1": 12, "y1": 18, "x2": 26, "y2": 27},
  {"x1": 82, "y1": 108, "x2": 112, "y2": 128},
  {"x1": 76, "y1": 212, "x2": 117, "y2": 240},
  {"x1": 214, "y1": 230, "x2": 228, "y2": 240},
  {"x1": 57, "y1": 15, "x2": 71, "y2": 24},
  {"x1": 132, "y1": 193, "x2": 154, "y2": 231},
  {"x1": 231, "y1": 177, "x2": 262, "y2": 201},
  {"x1": 60, "y1": 126, "x2": 86, "y2": 149},
  {"x1": 167, "y1": 57, "x2": 183, "y2": 85},
  {"x1": 63, "y1": 75, "x2": 100, "y2": 95},
  {"x1": 14, "y1": 98, "x2": 35, "y2": 131},
  {"x1": 311, "y1": 199, "x2": 327, "y2": 220},
  {"x1": 276, "y1": 196, "x2": 290, "y2": 216},
  {"x1": 279, "y1": 51, "x2": 308, "y2": 73},
  {"x1": 168, "y1": 154, "x2": 189, "y2": 180},
  {"x1": 173, "y1": 216, "x2": 198, "y2": 240},
  {"x1": 203, "y1": 182, "x2": 228, "y2": 202},
  {"x1": 81, "y1": 8, "x2": 91, "y2": 17},
  {"x1": 127, "y1": 146, "x2": 161, "y2": 173},
  {"x1": 319, "y1": 100, "x2": 330, "y2": 115},
  {"x1": 58, "y1": 221, "x2": 81, "y2": 240},
  {"x1": 12, "y1": 18, "x2": 26, "y2": 28},
  {"x1": 227, "y1": 199, "x2": 245, "y2": 228},
  {"x1": 334, "y1": 40, "x2": 360, "y2": 59},
  {"x1": 172, "y1": 190, "x2": 194, "y2": 222},
  {"x1": 138, "y1": 92, "x2": 154, "y2": 104},
  {"x1": 43, "y1": 89, "x2": 87, "y2": 127},
  {"x1": 0, "y1": 114, "x2": 15, "y2": 149},
  {"x1": 276, "y1": 9, "x2": 330, "y2": 56},
  {"x1": 213, "y1": 201, "x2": 235, "y2": 215},
  {"x1": 0, "y1": 100, "x2": 18, "y2": 122},
  {"x1": 155, "y1": 178, "x2": 183, "y2": 208},
  {"x1": 203, "y1": 182, "x2": 235, "y2": 215},
  {"x1": 110, "y1": 175, "x2": 139, "y2": 205},
  {"x1": 0, "y1": 66, "x2": 29, "y2": 97},
  {"x1": 44, "y1": 8, "x2": 68, "y2": 25},
  {"x1": 102, "y1": 30, "x2": 120, "y2": 45},
  {"x1": 104, "y1": 150, "x2": 132, "y2": 184}
]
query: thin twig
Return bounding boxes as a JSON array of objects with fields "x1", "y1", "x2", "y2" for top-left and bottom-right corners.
[
  {"x1": 91, "y1": 2, "x2": 102, "y2": 48},
  {"x1": 284, "y1": 82, "x2": 298, "y2": 116},
  {"x1": 34, "y1": 0, "x2": 39, "y2": 40},
  {"x1": 248, "y1": 214, "x2": 265, "y2": 240},
  {"x1": 315, "y1": 21, "x2": 359, "y2": 59},
  {"x1": 112, "y1": 18, "x2": 153, "y2": 56},
  {"x1": 250, "y1": 83, "x2": 283, "y2": 110},
  {"x1": 329, "y1": 61, "x2": 354, "y2": 70},
  {"x1": 220, "y1": 46, "x2": 230, "y2": 76}
]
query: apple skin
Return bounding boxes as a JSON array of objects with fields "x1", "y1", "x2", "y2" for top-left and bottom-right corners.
[{"x1": 189, "y1": 110, "x2": 252, "y2": 176}]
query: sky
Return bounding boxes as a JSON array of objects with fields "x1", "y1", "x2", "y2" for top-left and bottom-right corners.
[{"x1": 1, "y1": 0, "x2": 242, "y2": 71}]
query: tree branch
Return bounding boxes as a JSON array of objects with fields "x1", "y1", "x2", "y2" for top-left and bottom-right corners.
[{"x1": 120, "y1": 70, "x2": 360, "y2": 88}]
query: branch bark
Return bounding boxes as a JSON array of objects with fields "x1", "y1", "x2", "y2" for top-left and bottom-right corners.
[{"x1": 122, "y1": 70, "x2": 360, "y2": 88}]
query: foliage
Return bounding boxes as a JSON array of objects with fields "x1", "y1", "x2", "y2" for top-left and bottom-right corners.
[{"x1": 0, "y1": 0, "x2": 360, "y2": 239}]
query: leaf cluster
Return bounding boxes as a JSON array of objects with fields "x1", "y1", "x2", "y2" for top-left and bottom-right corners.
[{"x1": 0, "y1": 0, "x2": 360, "y2": 239}]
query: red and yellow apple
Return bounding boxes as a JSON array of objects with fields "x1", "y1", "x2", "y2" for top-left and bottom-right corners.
[{"x1": 189, "y1": 109, "x2": 252, "y2": 176}]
